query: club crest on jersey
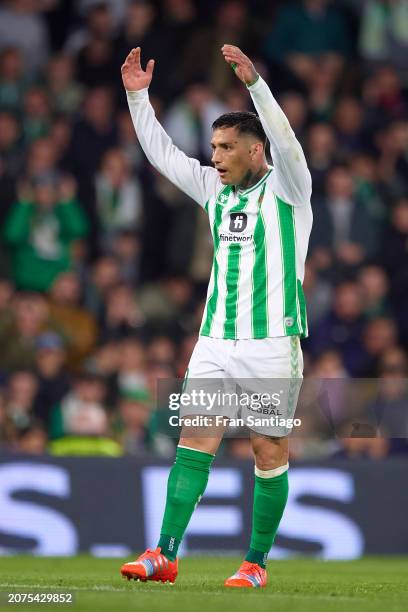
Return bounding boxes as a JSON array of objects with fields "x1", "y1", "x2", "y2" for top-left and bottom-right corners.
[{"x1": 229, "y1": 212, "x2": 247, "y2": 232}]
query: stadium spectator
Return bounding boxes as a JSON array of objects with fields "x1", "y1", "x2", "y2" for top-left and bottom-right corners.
[
  {"x1": 160, "y1": 0, "x2": 198, "y2": 97},
  {"x1": 350, "y1": 152, "x2": 385, "y2": 221},
  {"x1": 147, "y1": 336, "x2": 177, "y2": 367},
  {"x1": 0, "y1": 293, "x2": 49, "y2": 372},
  {"x1": 32, "y1": 331, "x2": 71, "y2": 429},
  {"x1": 14, "y1": 418, "x2": 48, "y2": 454},
  {"x1": 49, "y1": 372, "x2": 121, "y2": 456},
  {"x1": 0, "y1": 111, "x2": 23, "y2": 179},
  {"x1": 333, "y1": 97, "x2": 366, "y2": 156},
  {"x1": 5, "y1": 369, "x2": 38, "y2": 431},
  {"x1": 308, "y1": 281, "x2": 367, "y2": 375},
  {"x1": 371, "y1": 347, "x2": 408, "y2": 452},
  {"x1": 25, "y1": 137, "x2": 58, "y2": 181},
  {"x1": 116, "y1": 388, "x2": 172, "y2": 457},
  {"x1": 48, "y1": 116, "x2": 74, "y2": 172},
  {"x1": 0, "y1": 278, "x2": 14, "y2": 337},
  {"x1": 0, "y1": 0, "x2": 407, "y2": 459},
  {"x1": 175, "y1": 332, "x2": 196, "y2": 377},
  {"x1": 302, "y1": 263, "x2": 333, "y2": 327},
  {"x1": 95, "y1": 148, "x2": 142, "y2": 250},
  {"x1": 364, "y1": 66, "x2": 407, "y2": 120},
  {"x1": 22, "y1": 86, "x2": 51, "y2": 142},
  {"x1": 358, "y1": 0, "x2": 408, "y2": 74},
  {"x1": 100, "y1": 283, "x2": 145, "y2": 342},
  {"x1": 46, "y1": 54, "x2": 84, "y2": 116},
  {"x1": 360, "y1": 317, "x2": 399, "y2": 376},
  {"x1": 48, "y1": 272, "x2": 97, "y2": 368},
  {"x1": 357, "y1": 265, "x2": 391, "y2": 319},
  {"x1": 76, "y1": 25, "x2": 116, "y2": 88},
  {"x1": 115, "y1": 336, "x2": 148, "y2": 397},
  {"x1": 265, "y1": 0, "x2": 351, "y2": 86},
  {"x1": 116, "y1": 108, "x2": 143, "y2": 172},
  {"x1": 67, "y1": 86, "x2": 117, "y2": 230},
  {"x1": 278, "y1": 91, "x2": 309, "y2": 141},
  {"x1": 64, "y1": 1, "x2": 116, "y2": 56},
  {"x1": 0, "y1": 0, "x2": 50, "y2": 76},
  {"x1": 0, "y1": 47, "x2": 25, "y2": 112},
  {"x1": 376, "y1": 120, "x2": 408, "y2": 201},
  {"x1": 113, "y1": 0, "x2": 171, "y2": 101},
  {"x1": 0, "y1": 387, "x2": 15, "y2": 447},
  {"x1": 381, "y1": 198, "x2": 408, "y2": 344},
  {"x1": 182, "y1": 0, "x2": 261, "y2": 97},
  {"x1": 84, "y1": 255, "x2": 121, "y2": 318},
  {"x1": 310, "y1": 165, "x2": 379, "y2": 278},
  {"x1": 139, "y1": 276, "x2": 195, "y2": 339},
  {"x1": 3, "y1": 173, "x2": 88, "y2": 292},
  {"x1": 163, "y1": 81, "x2": 227, "y2": 162},
  {"x1": 109, "y1": 230, "x2": 141, "y2": 286},
  {"x1": 333, "y1": 427, "x2": 390, "y2": 459}
]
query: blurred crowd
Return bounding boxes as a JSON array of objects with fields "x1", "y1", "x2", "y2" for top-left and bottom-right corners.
[{"x1": 0, "y1": 0, "x2": 408, "y2": 460}]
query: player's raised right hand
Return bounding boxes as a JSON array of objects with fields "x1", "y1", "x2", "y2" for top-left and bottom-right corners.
[{"x1": 121, "y1": 47, "x2": 155, "y2": 91}]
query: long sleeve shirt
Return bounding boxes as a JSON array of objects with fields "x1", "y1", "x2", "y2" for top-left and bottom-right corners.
[{"x1": 127, "y1": 76, "x2": 312, "y2": 338}]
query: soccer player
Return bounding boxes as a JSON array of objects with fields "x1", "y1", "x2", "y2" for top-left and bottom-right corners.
[{"x1": 120, "y1": 45, "x2": 312, "y2": 588}]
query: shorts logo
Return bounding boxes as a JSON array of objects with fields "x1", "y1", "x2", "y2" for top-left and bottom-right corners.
[
  {"x1": 229, "y1": 212, "x2": 247, "y2": 232},
  {"x1": 285, "y1": 317, "x2": 294, "y2": 328}
]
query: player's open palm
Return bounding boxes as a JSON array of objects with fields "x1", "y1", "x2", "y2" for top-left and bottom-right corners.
[
  {"x1": 121, "y1": 47, "x2": 155, "y2": 91},
  {"x1": 221, "y1": 44, "x2": 258, "y2": 86}
]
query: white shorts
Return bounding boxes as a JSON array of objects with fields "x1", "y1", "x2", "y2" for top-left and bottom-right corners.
[{"x1": 182, "y1": 336, "x2": 303, "y2": 437}]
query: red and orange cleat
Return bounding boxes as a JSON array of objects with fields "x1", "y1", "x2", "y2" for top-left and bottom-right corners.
[
  {"x1": 120, "y1": 547, "x2": 178, "y2": 584},
  {"x1": 224, "y1": 560, "x2": 267, "y2": 588}
]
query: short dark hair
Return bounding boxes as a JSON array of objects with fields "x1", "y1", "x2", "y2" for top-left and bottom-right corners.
[{"x1": 212, "y1": 111, "x2": 266, "y2": 144}]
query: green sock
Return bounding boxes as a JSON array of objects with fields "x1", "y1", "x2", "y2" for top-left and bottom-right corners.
[
  {"x1": 158, "y1": 446, "x2": 214, "y2": 560},
  {"x1": 245, "y1": 469, "x2": 289, "y2": 568}
]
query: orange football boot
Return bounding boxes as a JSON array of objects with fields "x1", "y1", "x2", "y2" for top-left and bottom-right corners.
[
  {"x1": 224, "y1": 560, "x2": 267, "y2": 588},
  {"x1": 120, "y1": 547, "x2": 178, "y2": 583}
]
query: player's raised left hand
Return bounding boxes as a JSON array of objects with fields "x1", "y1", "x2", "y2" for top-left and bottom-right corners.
[{"x1": 221, "y1": 44, "x2": 258, "y2": 86}]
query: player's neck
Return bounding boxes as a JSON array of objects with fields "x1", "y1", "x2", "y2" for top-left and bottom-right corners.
[{"x1": 237, "y1": 165, "x2": 269, "y2": 191}]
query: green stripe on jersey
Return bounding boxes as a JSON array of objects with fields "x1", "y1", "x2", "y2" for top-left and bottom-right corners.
[
  {"x1": 224, "y1": 243, "x2": 241, "y2": 338},
  {"x1": 252, "y1": 184, "x2": 268, "y2": 338},
  {"x1": 201, "y1": 202, "x2": 222, "y2": 336},
  {"x1": 276, "y1": 195, "x2": 301, "y2": 336},
  {"x1": 297, "y1": 279, "x2": 307, "y2": 337},
  {"x1": 223, "y1": 194, "x2": 249, "y2": 339},
  {"x1": 201, "y1": 186, "x2": 231, "y2": 336}
]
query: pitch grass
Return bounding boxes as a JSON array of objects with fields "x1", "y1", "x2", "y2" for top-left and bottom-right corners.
[{"x1": 0, "y1": 556, "x2": 407, "y2": 612}]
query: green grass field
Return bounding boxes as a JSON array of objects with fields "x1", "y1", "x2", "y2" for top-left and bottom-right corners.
[{"x1": 0, "y1": 556, "x2": 406, "y2": 612}]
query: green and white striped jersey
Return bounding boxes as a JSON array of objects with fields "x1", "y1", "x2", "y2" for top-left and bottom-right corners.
[{"x1": 127, "y1": 76, "x2": 313, "y2": 340}]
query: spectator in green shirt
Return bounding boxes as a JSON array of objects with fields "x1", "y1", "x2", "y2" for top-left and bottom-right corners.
[{"x1": 3, "y1": 172, "x2": 88, "y2": 292}]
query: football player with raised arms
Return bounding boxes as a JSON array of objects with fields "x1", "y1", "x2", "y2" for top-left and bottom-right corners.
[{"x1": 120, "y1": 44, "x2": 312, "y2": 588}]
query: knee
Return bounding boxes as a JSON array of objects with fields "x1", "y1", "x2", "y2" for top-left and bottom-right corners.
[{"x1": 252, "y1": 438, "x2": 288, "y2": 471}]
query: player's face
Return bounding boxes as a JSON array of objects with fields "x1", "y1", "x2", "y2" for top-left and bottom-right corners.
[{"x1": 211, "y1": 127, "x2": 259, "y2": 186}]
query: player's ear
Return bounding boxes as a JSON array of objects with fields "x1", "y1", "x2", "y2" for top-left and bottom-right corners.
[{"x1": 250, "y1": 142, "x2": 263, "y2": 159}]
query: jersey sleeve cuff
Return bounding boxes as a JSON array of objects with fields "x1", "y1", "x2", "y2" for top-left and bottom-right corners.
[
  {"x1": 246, "y1": 74, "x2": 264, "y2": 93},
  {"x1": 126, "y1": 89, "x2": 149, "y2": 102}
]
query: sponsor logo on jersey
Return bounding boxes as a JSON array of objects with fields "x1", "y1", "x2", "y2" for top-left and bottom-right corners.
[{"x1": 229, "y1": 212, "x2": 247, "y2": 232}]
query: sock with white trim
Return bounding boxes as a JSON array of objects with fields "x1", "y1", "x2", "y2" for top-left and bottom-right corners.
[
  {"x1": 245, "y1": 463, "x2": 289, "y2": 568},
  {"x1": 158, "y1": 446, "x2": 214, "y2": 560}
]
